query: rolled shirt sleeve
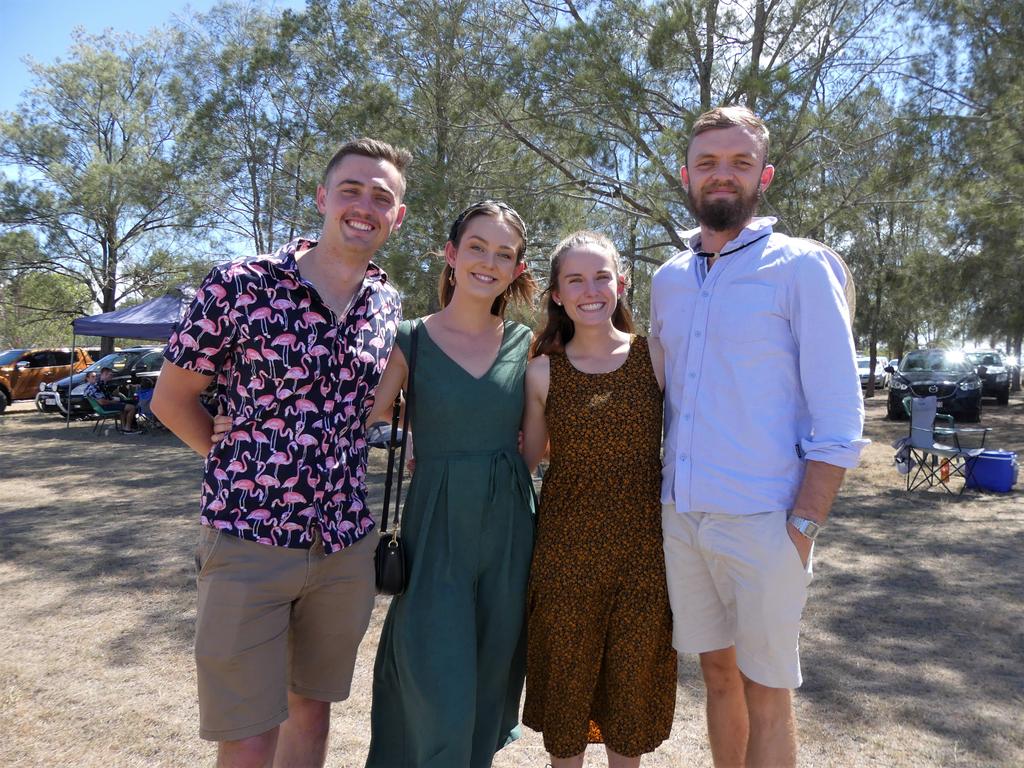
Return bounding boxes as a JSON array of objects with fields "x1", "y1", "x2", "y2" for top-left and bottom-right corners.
[{"x1": 790, "y1": 248, "x2": 869, "y2": 468}]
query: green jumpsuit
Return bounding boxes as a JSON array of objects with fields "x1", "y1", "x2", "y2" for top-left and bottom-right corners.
[{"x1": 366, "y1": 318, "x2": 536, "y2": 768}]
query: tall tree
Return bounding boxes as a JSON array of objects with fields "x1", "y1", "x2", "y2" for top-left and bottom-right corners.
[{"x1": 0, "y1": 29, "x2": 204, "y2": 351}]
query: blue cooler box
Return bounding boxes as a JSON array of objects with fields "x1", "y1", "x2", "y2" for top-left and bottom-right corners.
[{"x1": 966, "y1": 450, "x2": 1019, "y2": 492}]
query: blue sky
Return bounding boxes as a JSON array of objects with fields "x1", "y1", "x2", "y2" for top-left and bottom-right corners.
[{"x1": 0, "y1": 0, "x2": 304, "y2": 114}]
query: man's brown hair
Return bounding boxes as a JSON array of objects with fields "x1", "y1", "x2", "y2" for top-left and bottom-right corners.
[
  {"x1": 689, "y1": 106, "x2": 770, "y2": 165},
  {"x1": 321, "y1": 138, "x2": 413, "y2": 197}
]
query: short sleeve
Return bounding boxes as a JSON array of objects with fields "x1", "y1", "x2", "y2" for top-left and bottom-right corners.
[{"x1": 164, "y1": 265, "x2": 239, "y2": 375}]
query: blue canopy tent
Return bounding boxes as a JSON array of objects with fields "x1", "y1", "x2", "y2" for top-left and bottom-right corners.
[
  {"x1": 66, "y1": 289, "x2": 193, "y2": 426},
  {"x1": 71, "y1": 291, "x2": 192, "y2": 340}
]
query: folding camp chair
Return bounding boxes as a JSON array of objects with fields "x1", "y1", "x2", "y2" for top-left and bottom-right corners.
[
  {"x1": 86, "y1": 396, "x2": 126, "y2": 434},
  {"x1": 903, "y1": 396, "x2": 989, "y2": 494}
]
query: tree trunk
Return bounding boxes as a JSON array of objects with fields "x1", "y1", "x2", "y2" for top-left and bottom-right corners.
[
  {"x1": 1013, "y1": 334, "x2": 1022, "y2": 392},
  {"x1": 101, "y1": 236, "x2": 117, "y2": 354}
]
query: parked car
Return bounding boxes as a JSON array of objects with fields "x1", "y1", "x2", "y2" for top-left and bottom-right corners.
[
  {"x1": 886, "y1": 349, "x2": 983, "y2": 422},
  {"x1": 37, "y1": 346, "x2": 164, "y2": 417},
  {"x1": 0, "y1": 347, "x2": 99, "y2": 413},
  {"x1": 965, "y1": 350, "x2": 1011, "y2": 405},
  {"x1": 856, "y1": 356, "x2": 886, "y2": 389}
]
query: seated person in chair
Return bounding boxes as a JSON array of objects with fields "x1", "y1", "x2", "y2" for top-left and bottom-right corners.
[
  {"x1": 87, "y1": 367, "x2": 139, "y2": 432},
  {"x1": 136, "y1": 379, "x2": 158, "y2": 427}
]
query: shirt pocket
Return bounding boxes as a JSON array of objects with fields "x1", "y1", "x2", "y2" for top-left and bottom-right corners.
[{"x1": 712, "y1": 283, "x2": 783, "y2": 343}]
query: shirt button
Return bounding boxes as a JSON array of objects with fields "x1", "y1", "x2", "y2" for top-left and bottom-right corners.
[
  {"x1": 683, "y1": 413, "x2": 691, "y2": 421},
  {"x1": 688, "y1": 372, "x2": 696, "y2": 379},
  {"x1": 702, "y1": 291, "x2": 710, "y2": 298},
  {"x1": 694, "y1": 330, "x2": 702, "y2": 337},
  {"x1": 679, "y1": 453, "x2": 688, "y2": 462}
]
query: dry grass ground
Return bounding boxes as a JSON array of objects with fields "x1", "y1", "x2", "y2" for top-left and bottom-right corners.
[{"x1": 0, "y1": 394, "x2": 1021, "y2": 767}]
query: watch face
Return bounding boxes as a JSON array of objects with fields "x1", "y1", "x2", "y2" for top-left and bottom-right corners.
[{"x1": 790, "y1": 516, "x2": 819, "y2": 540}]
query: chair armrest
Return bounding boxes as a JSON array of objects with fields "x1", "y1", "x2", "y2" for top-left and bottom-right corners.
[{"x1": 951, "y1": 426, "x2": 990, "y2": 451}]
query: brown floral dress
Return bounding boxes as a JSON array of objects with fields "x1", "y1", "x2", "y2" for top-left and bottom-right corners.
[{"x1": 523, "y1": 335, "x2": 676, "y2": 759}]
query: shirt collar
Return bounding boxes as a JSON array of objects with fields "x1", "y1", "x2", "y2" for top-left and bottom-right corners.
[
  {"x1": 684, "y1": 216, "x2": 777, "y2": 255},
  {"x1": 269, "y1": 237, "x2": 390, "y2": 286}
]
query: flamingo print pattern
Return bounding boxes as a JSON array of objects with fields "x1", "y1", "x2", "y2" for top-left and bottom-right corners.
[{"x1": 165, "y1": 238, "x2": 401, "y2": 553}]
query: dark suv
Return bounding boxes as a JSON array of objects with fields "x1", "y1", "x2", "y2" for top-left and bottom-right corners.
[
  {"x1": 886, "y1": 349, "x2": 983, "y2": 422},
  {"x1": 39, "y1": 346, "x2": 165, "y2": 417},
  {"x1": 966, "y1": 350, "x2": 1011, "y2": 405}
]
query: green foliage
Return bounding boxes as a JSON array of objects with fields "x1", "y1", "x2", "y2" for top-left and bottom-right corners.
[
  {"x1": 0, "y1": 27, "x2": 206, "y2": 338},
  {"x1": 0, "y1": 0, "x2": 1019, "y2": 353},
  {"x1": 0, "y1": 231, "x2": 93, "y2": 347}
]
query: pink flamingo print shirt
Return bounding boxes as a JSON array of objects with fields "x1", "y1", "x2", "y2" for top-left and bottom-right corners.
[{"x1": 165, "y1": 238, "x2": 402, "y2": 553}]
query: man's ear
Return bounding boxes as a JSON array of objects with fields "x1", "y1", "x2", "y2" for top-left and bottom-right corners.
[
  {"x1": 315, "y1": 185, "x2": 327, "y2": 215},
  {"x1": 759, "y1": 164, "x2": 775, "y2": 192},
  {"x1": 392, "y1": 204, "x2": 407, "y2": 231},
  {"x1": 444, "y1": 240, "x2": 458, "y2": 268},
  {"x1": 680, "y1": 166, "x2": 690, "y2": 190}
]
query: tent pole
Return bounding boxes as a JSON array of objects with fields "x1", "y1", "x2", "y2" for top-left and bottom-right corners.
[{"x1": 66, "y1": 331, "x2": 76, "y2": 428}]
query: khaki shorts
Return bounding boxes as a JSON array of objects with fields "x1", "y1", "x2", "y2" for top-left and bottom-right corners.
[
  {"x1": 194, "y1": 526, "x2": 376, "y2": 742},
  {"x1": 661, "y1": 505, "x2": 813, "y2": 689}
]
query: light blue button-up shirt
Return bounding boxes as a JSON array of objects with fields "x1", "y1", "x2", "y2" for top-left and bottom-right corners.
[{"x1": 650, "y1": 217, "x2": 867, "y2": 515}]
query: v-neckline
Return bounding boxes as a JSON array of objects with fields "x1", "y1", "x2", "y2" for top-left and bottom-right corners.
[{"x1": 419, "y1": 319, "x2": 509, "y2": 382}]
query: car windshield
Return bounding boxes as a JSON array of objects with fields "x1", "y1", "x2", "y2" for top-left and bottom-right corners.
[
  {"x1": 0, "y1": 349, "x2": 27, "y2": 365},
  {"x1": 84, "y1": 351, "x2": 137, "y2": 373},
  {"x1": 856, "y1": 357, "x2": 872, "y2": 371},
  {"x1": 966, "y1": 352, "x2": 1003, "y2": 366},
  {"x1": 900, "y1": 350, "x2": 973, "y2": 373}
]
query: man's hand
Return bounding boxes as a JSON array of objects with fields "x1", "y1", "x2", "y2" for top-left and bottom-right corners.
[
  {"x1": 786, "y1": 521, "x2": 813, "y2": 568},
  {"x1": 212, "y1": 412, "x2": 232, "y2": 443}
]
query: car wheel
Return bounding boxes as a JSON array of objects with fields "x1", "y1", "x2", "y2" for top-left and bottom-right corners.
[
  {"x1": 961, "y1": 408, "x2": 981, "y2": 423},
  {"x1": 0, "y1": 389, "x2": 8, "y2": 414},
  {"x1": 997, "y1": 387, "x2": 1010, "y2": 406}
]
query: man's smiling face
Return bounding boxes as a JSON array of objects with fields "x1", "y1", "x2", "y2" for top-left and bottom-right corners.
[
  {"x1": 316, "y1": 154, "x2": 406, "y2": 257},
  {"x1": 682, "y1": 125, "x2": 774, "y2": 233}
]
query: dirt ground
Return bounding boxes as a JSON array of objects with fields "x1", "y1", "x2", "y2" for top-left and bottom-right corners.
[{"x1": 1, "y1": 394, "x2": 1021, "y2": 767}]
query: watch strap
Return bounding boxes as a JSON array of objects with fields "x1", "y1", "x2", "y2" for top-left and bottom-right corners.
[{"x1": 787, "y1": 514, "x2": 821, "y2": 541}]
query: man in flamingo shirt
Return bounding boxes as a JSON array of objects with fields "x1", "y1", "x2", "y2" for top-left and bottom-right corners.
[{"x1": 153, "y1": 138, "x2": 410, "y2": 768}]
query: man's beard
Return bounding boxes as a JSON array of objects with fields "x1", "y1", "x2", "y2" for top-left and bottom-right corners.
[{"x1": 689, "y1": 183, "x2": 761, "y2": 232}]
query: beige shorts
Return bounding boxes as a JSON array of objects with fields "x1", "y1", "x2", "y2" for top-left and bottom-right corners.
[
  {"x1": 661, "y1": 505, "x2": 813, "y2": 689},
  {"x1": 194, "y1": 526, "x2": 376, "y2": 742}
]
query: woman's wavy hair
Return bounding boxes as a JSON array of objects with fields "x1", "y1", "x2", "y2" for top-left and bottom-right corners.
[
  {"x1": 531, "y1": 230, "x2": 635, "y2": 357},
  {"x1": 436, "y1": 200, "x2": 537, "y2": 317}
]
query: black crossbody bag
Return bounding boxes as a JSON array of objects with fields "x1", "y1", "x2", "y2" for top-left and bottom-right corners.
[{"x1": 374, "y1": 324, "x2": 418, "y2": 596}]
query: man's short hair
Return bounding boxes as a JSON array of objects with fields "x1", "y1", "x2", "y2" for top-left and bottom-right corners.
[
  {"x1": 100, "y1": 367, "x2": 113, "y2": 374},
  {"x1": 689, "y1": 106, "x2": 770, "y2": 165},
  {"x1": 321, "y1": 138, "x2": 412, "y2": 198}
]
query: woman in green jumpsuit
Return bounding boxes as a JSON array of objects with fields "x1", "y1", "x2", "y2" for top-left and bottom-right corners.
[{"x1": 365, "y1": 201, "x2": 537, "y2": 767}]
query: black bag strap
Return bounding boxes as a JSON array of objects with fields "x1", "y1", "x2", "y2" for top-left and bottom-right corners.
[{"x1": 380, "y1": 321, "x2": 419, "y2": 535}]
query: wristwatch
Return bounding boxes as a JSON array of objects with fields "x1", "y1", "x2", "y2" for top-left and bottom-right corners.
[{"x1": 787, "y1": 514, "x2": 822, "y2": 541}]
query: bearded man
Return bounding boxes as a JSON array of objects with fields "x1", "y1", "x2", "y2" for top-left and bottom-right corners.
[{"x1": 650, "y1": 106, "x2": 867, "y2": 767}]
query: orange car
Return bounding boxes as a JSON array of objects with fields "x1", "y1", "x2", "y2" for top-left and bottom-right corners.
[{"x1": 0, "y1": 347, "x2": 98, "y2": 413}]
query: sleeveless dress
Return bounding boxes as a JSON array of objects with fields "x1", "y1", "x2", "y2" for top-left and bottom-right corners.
[
  {"x1": 366, "y1": 318, "x2": 537, "y2": 768},
  {"x1": 522, "y1": 335, "x2": 676, "y2": 758}
]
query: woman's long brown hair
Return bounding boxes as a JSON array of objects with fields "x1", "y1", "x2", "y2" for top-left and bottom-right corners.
[
  {"x1": 436, "y1": 200, "x2": 537, "y2": 317},
  {"x1": 531, "y1": 230, "x2": 635, "y2": 358}
]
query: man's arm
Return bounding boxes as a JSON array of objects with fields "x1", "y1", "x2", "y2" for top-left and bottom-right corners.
[
  {"x1": 152, "y1": 360, "x2": 217, "y2": 457},
  {"x1": 788, "y1": 459, "x2": 846, "y2": 563}
]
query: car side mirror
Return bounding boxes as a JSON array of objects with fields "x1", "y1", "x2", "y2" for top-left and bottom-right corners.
[
  {"x1": 977, "y1": 365, "x2": 988, "y2": 376},
  {"x1": 15, "y1": 360, "x2": 30, "y2": 370},
  {"x1": 884, "y1": 365, "x2": 895, "y2": 374}
]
